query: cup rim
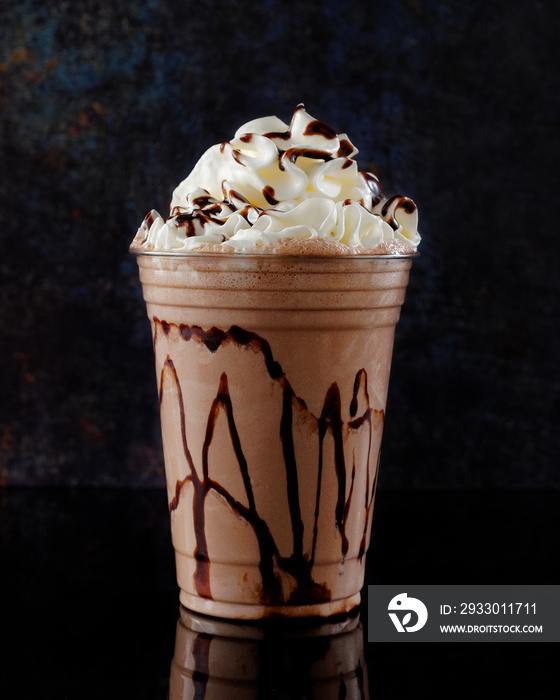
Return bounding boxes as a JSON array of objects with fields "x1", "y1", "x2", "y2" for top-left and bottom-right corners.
[{"x1": 130, "y1": 247, "x2": 419, "y2": 261}]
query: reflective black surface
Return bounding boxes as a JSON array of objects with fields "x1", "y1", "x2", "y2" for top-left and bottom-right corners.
[
  {"x1": 170, "y1": 607, "x2": 368, "y2": 698},
  {"x1": 0, "y1": 488, "x2": 557, "y2": 697}
]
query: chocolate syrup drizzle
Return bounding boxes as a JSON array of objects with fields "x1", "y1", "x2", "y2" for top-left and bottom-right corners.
[
  {"x1": 278, "y1": 147, "x2": 335, "y2": 172},
  {"x1": 303, "y1": 119, "x2": 337, "y2": 139},
  {"x1": 155, "y1": 319, "x2": 383, "y2": 605},
  {"x1": 168, "y1": 193, "x2": 236, "y2": 239},
  {"x1": 262, "y1": 185, "x2": 279, "y2": 205},
  {"x1": 361, "y1": 171, "x2": 385, "y2": 207},
  {"x1": 139, "y1": 107, "x2": 416, "y2": 243},
  {"x1": 381, "y1": 195, "x2": 417, "y2": 230}
]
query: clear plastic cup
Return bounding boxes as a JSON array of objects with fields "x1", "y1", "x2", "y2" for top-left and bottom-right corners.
[{"x1": 134, "y1": 251, "x2": 414, "y2": 619}]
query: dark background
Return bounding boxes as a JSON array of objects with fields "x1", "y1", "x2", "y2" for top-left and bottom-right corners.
[
  {"x1": 1, "y1": 1, "x2": 559, "y2": 696},
  {"x1": 1, "y1": 0, "x2": 558, "y2": 488}
]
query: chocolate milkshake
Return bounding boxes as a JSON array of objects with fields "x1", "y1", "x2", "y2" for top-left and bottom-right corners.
[{"x1": 131, "y1": 106, "x2": 419, "y2": 618}]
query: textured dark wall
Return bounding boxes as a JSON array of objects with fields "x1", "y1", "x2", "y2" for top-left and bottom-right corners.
[{"x1": 1, "y1": 0, "x2": 558, "y2": 487}]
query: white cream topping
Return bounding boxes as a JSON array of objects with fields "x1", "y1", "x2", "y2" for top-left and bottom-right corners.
[{"x1": 132, "y1": 105, "x2": 420, "y2": 254}]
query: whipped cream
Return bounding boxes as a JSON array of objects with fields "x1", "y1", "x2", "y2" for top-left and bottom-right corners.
[{"x1": 131, "y1": 105, "x2": 420, "y2": 254}]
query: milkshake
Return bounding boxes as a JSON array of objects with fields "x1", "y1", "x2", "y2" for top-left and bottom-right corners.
[{"x1": 131, "y1": 106, "x2": 419, "y2": 618}]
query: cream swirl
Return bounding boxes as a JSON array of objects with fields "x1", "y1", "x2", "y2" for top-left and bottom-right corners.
[{"x1": 132, "y1": 105, "x2": 420, "y2": 254}]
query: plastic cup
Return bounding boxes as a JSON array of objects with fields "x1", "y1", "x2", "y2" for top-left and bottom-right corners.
[{"x1": 134, "y1": 251, "x2": 414, "y2": 619}]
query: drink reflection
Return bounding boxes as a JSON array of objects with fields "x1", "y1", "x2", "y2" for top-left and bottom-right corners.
[{"x1": 169, "y1": 606, "x2": 369, "y2": 699}]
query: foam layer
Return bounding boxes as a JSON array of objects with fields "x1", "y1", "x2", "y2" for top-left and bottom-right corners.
[{"x1": 192, "y1": 236, "x2": 414, "y2": 256}]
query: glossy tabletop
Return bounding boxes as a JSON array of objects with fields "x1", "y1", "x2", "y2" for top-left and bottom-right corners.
[{"x1": 0, "y1": 488, "x2": 557, "y2": 697}]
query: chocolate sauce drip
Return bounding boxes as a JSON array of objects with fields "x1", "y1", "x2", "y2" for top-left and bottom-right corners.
[
  {"x1": 191, "y1": 486, "x2": 212, "y2": 597},
  {"x1": 228, "y1": 325, "x2": 284, "y2": 379},
  {"x1": 208, "y1": 477, "x2": 283, "y2": 602},
  {"x1": 357, "y1": 466, "x2": 369, "y2": 563},
  {"x1": 361, "y1": 172, "x2": 385, "y2": 206},
  {"x1": 191, "y1": 195, "x2": 215, "y2": 209},
  {"x1": 232, "y1": 149, "x2": 245, "y2": 166},
  {"x1": 310, "y1": 373, "x2": 363, "y2": 567},
  {"x1": 303, "y1": 119, "x2": 337, "y2": 140},
  {"x1": 337, "y1": 139, "x2": 354, "y2": 158},
  {"x1": 262, "y1": 185, "x2": 279, "y2": 205},
  {"x1": 155, "y1": 319, "x2": 378, "y2": 605},
  {"x1": 350, "y1": 369, "x2": 366, "y2": 419},
  {"x1": 263, "y1": 104, "x2": 306, "y2": 141},
  {"x1": 201, "y1": 203, "x2": 223, "y2": 216},
  {"x1": 142, "y1": 210, "x2": 155, "y2": 230},
  {"x1": 161, "y1": 356, "x2": 212, "y2": 598},
  {"x1": 177, "y1": 323, "x2": 284, "y2": 379},
  {"x1": 180, "y1": 324, "x2": 227, "y2": 353},
  {"x1": 169, "y1": 474, "x2": 190, "y2": 512},
  {"x1": 239, "y1": 133, "x2": 252, "y2": 143},
  {"x1": 280, "y1": 384, "x2": 305, "y2": 561},
  {"x1": 224, "y1": 187, "x2": 251, "y2": 205},
  {"x1": 319, "y1": 383, "x2": 349, "y2": 557},
  {"x1": 263, "y1": 129, "x2": 292, "y2": 141},
  {"x1": 203, "y1": 372, "x2": 283, "y2": 600},
  {"x1": 381, "y1": 195, "x2": 417, "y2": 230},
  {"x1": 278, "y1": 147, "x2": 334, "y2": 172},
  {"x1": 238, "y1": 205, "x2": 255, "y2": 221},
  {"x1": 359, "y1": 450, "x2": 380, "y2": 561},
  {"x1": 172, "y1": 203, "x2": 234, "y2": 237},
  {"x1": 262, "y1": 129, "x2": 291, "y2": 141},
  {"x1": 173, "y1": 214, "x2": 197, "y2": 237},
  {"x1": 343, "y1": 458, "x2": 356, "y2": 532},
  {"x1": 342, "y1": 158, "x2": 353, "y2": 169}
]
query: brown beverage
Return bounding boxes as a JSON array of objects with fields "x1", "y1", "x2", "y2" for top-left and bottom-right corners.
[{"x1": 134, "y1": 249, "x2": 413, "y2": 618}]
